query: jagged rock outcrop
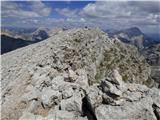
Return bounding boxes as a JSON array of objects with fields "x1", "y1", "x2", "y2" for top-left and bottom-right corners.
[
  {"x1": 31, "y1": 27, "x2": 49, "y2": 41},
  {"x1": 1, "y1": 28, "x2": 159, "y2": 120},
  {"x1": 96, "y1": 70, "x2": 160, "y2": 120}
]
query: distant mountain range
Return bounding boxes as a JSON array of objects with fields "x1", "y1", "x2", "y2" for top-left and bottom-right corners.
[
  {"x1": 1, "y1": 34, "x2": 34, "y2": 54},
  {"x1": 1, "y1": 26, "x2": 159, "y2": 54},
  {"x1": 105, "y1": 27, "x2": 160, "y2": 84},
  {"x1": 1, "y1": 27, "x2": 64, "y2": 54},
  {"x1": 106, "y1": 27, "x2": 160, "y2": 50},
  {"x1": 142, "y1": 44, "x2": 160, "y2": 85}
]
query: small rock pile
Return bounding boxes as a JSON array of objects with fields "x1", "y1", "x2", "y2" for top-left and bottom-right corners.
[{"x1": 96, "y1": 70, "x2": 160, "y2": 120}]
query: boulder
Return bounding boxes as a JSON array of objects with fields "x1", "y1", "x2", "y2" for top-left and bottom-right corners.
[
  {"x1": 62, "y1": 87, "x2": 74, "y2": 99},
  {"x1": 96, "y1": 100, "x2": 156, "y2": 120},
  {"x1": 51, "y1": 75, "x2": 65, "y2": 90},
  {"x1": 101, "y1": 80, "x2": 122, "y2": 97},
  {"x1": 107, "y1": 69, "x2": 124, "y2": 85},
  {"x1": 87, "y1": 85, "x2": 102, "y2": 108},
  {"x1": 41, "y1": 87, "x2": 62, "y2": 108},
  {"x1": 60, "y1": 91, "x2": 84, "y2": 115},
  {"x1": 68, "y1": 69, "x2": 78, "y2": 82}
]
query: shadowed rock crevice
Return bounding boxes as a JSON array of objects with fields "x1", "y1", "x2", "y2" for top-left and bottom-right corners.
[
  {"x1": 152, "y1": 103, "x2": 160, "y2": 120},
  {"x1": 82, "y1": 96, "x2": 97, "y2": 120}
]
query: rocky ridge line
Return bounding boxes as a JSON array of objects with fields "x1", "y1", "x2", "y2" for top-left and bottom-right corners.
[{"x1": 1, "y1": 28, "x2": 159, "y2": 120}]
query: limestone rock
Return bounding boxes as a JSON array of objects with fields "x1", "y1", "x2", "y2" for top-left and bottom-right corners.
[
  {"x1": 62, "y1": 87, "x2": 74, "y2": 99},
  {"x1": 21, "y1": 88, "x2": 41, "y2": 102},
  {"x1": 107, "y1": 69, "x2": 124, "y2": 85},
  {"x1": 75, "y1": 69, "x2": 89, "y2": 87},
  {"x1": 60, "y1": 91, "x2": 83, "y2": 116},
  {"x1": 19, "y1": 112, "x2": 43, "y2": 120},
  {"x1": 87, "y1": 85, "x2": 103, "y2": 108},
  {"x1": 47, "y1": 110, "x2": 76, "y2": 120},
  {"x1": 41, "y1": 87, "x2": 62, "y2": 108},
  {"x1": 64, "y1": 69, "x2": 78, "y2": 82},
  {"x1": 101, "y1": 79, "x2": 122, "y2": 97},
  {"x1": 96, "y1": 101, "x2": 156, "y2": 120}
]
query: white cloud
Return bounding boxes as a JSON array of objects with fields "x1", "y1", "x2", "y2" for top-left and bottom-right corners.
[
  {"x1": 66, "y1": 17, "x2": 86, "y2": 23},
  {"x1": 1, "y1": 1, "x2": 51, "y2": 18},
  {"x1": 56, "y1": 8, "x2": 78, "y2": 18},
  {"x1": 1, "y1": 1, "x2": 159, "y2": 33},
  {"x1": 30, "y1": 1, "x2": 51, "y2": 16},
  {"x1": 81, "y1": 1, "x2": 160, "y2": 32},
  {"x1": 82, "y1": 1, "x2": 132, "y2": 18}
]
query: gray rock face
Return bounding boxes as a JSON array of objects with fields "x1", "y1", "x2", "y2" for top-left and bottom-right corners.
[
  {"x1": 1, "y1": 28, "x2": 159, "y2": 120},
  {"x1": 41, "y1": 87, "x2": 62, "y2": 108},
  {"x1": 96, "y1": 71, "x2": 160, "y2": 120},
  {"x1": 113, "y1": 27, "x2": 145, "y2": 50},
  {"x1": 62, "y1": 87, "x2": 74, "y2": 99},
  {"x1": 107, "y1": 69, "x2": 123, "y2": 85},
  {"x1": 143, "y1": 44, "x2": 160, "y2": 66},
  {"x1": 87, "y1": 85, "x2": 103, "y2": 108},
  {"x1": 96, "y1": 102, "x2": 156, "y2": 120},
  {"x1": 60, "y1": 90, "x2": 84, "y2": 116},
  {"x1": 142, "y1": 44, "x2": 160, "y2": 87}
]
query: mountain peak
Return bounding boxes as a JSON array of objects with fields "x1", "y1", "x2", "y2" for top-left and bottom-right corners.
[{"x1": 122, "y1": 27, "x2": 143, "y2": 37}]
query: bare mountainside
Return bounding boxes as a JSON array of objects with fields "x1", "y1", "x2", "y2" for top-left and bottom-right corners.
[
  {"x1": 1, "y1": 27, "x2": 63, "y2": 54},
  {"x1": 142, "y1": 44, "x2": 160, "y2": 87},
  {"x1": 1, "y1": 28, "x2": 160, "y2": 120}
]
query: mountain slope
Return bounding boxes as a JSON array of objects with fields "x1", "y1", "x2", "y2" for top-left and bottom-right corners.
[
  {"x1": 142, "y1": 44, "x2": 160, "y2": 86},
  {"x1": 1, "y1": 27, "x2": 65, "y2": 54},
  {"x1": 1, "y1": 28, "x2": 158, "y2": 120},
  {"x1": 111, "y1": 27, "x2": 145, "y2": 50},
  {"x1": 1, "y1": 34, "x2": 34, "y2": 54},
  {"x1": 108, "y1": 27, "x2": 160, "y2": 50}
]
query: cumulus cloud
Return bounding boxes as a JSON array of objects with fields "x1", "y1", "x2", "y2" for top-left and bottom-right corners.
[
  {"x1": 128, "y1": 1, "x2": 160, "y2": 13},
  {"x1": 30, "y1": 1, "x2": 51, "y2": 16},
  {"x1": 1, "y1": 1, "x2": 39, "y2": 18},
  {"x1": 80, "y1": 1, "x2": 160, "y2": 32},
  {"x1": 1, "y1": 1, "x2": 51, "y2": 18},
  {"x1": 82, "y1": 1, "x2": 160, "y2": 19},
  {"x1": 56, "y1": 8, "x2": 78, "y2": 18},
  {"x1": 52, "y1": 1, "x2": 160, "y2": 31},
  {"x1": 1, "y1": 1, "x2": 159, "y2": 33}
]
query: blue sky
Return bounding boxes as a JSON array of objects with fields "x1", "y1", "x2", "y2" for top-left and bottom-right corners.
[{"x1": 1, "y1": 1, "x2": 160, "y2": 34}]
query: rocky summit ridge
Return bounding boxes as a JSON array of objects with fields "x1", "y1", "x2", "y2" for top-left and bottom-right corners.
[{"x1": 1, "y1": 28, "x2": 160, "y2": 120}]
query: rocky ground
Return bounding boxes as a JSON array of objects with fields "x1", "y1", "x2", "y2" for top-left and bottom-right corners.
[{"x1": 1, "y1": 28, "x2": 160, "y2": 120}]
